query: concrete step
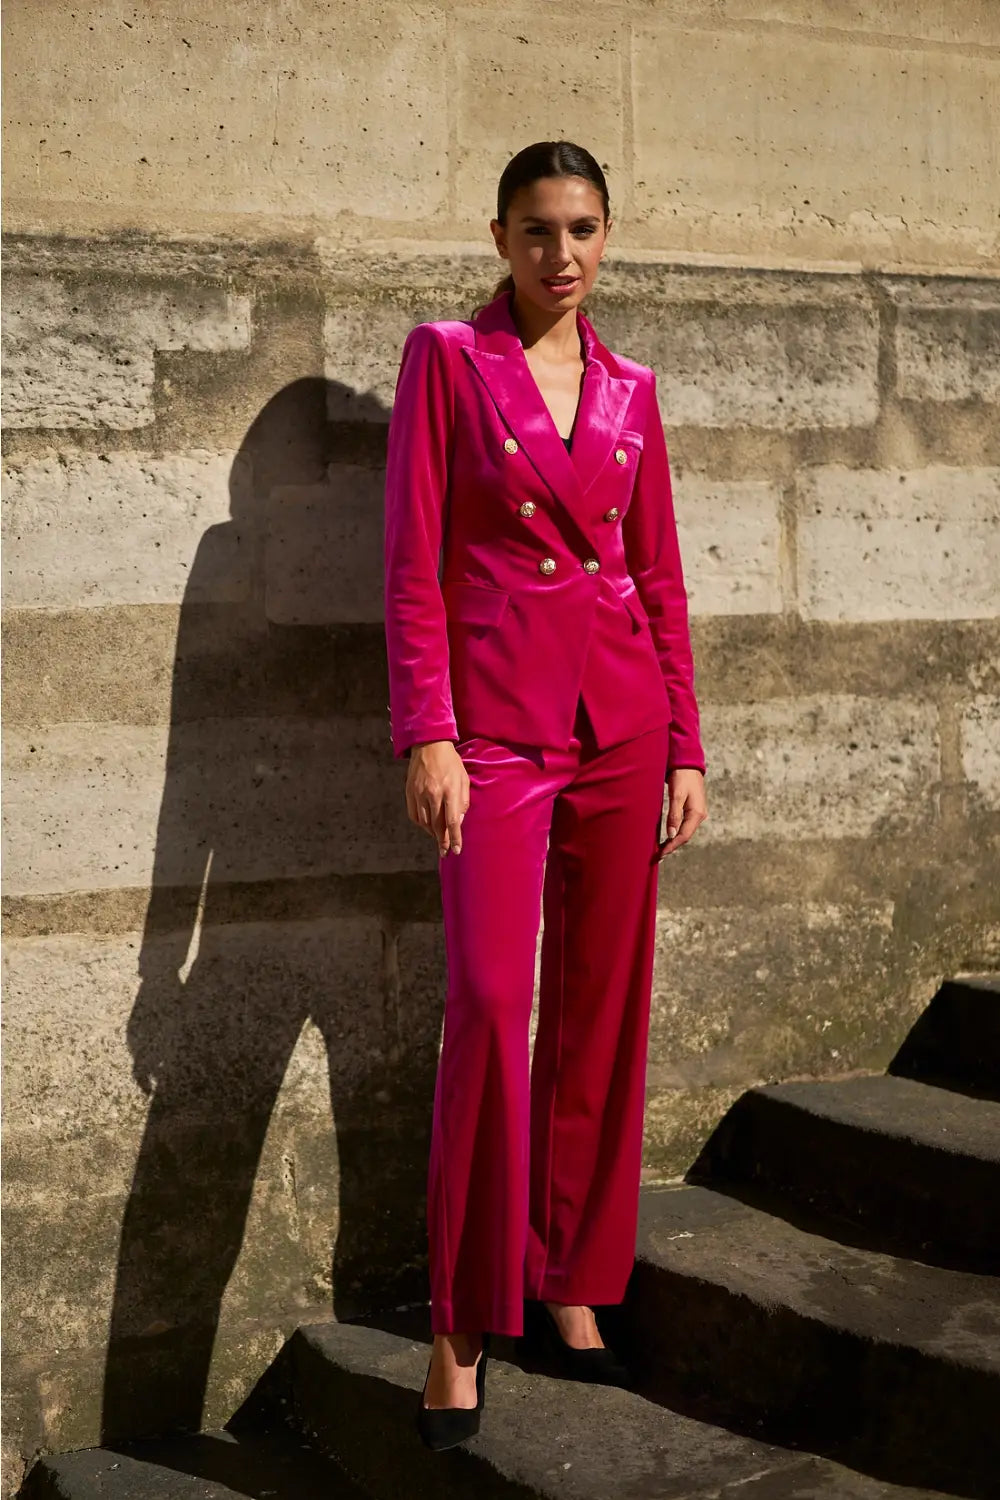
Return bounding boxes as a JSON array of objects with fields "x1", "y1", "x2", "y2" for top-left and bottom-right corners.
[
  {"x1": 19, "y1": 1422, "x2": 369, "y2": 1499},
  {"x1": 889, "y1": 976, "x2": 1000, "y2": 1098},
  {"x1": 626, "y1": 1184, "x2": 1000, "y2": 1498},
  {"x1": 689, "y1": 1074, "x2": 1000, "y2": 1269},
  {"x1": 282, "y1": 1317, "x2": 954, "y2": 1499}
]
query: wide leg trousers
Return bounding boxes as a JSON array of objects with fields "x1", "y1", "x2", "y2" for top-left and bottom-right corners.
[{"x1": 429, "y1": 696, "x2": 671, "y2": 1336}]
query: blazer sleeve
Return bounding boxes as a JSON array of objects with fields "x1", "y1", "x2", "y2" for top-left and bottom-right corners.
[
  {"x1": 383, "y1": 322, "x2": 460, "y2": 760},
  {"x1": 622, "y1": 369, "x2": 707, "y2": 776}
]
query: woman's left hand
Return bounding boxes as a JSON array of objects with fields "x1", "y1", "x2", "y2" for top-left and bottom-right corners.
[{"x1": 657, "y1": 768, "x2": 708, "y2": 859}]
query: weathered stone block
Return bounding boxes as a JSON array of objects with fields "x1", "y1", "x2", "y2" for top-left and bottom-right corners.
[
  {"x1": 2, "y1": 277, "x2": 251, "y2": 430},
  {"x1": 598, "y1": 278, "x2": 880, "y2": 431},
  {"x1": 1, "y1": 922, "x2": 382, "y2": 1141},
  {"x1": 633, "y1": 24, "x2": 999, "y2": 256},
  {"x1": 3, "y1": 937, "x2": 148, "y2": 1144},
  {"x1": 452, "y1": 18, "x2": 625, "y2": 219},
  {"x1": 260, "y1": 5, "x2": 450, "y2": 221},
  {"x1": 395, "y1": 921, "x2": 447, "y2": 1069},
  {"x1": 265, "y1": 468, "x2": 386, "y2": 624},
  {"x1": 2, "y1": 916, "x2": 434, "y2": 1474},
  {"x1": 1, "y1": 4, "x2": 449, "y2": 228},
  {"x1": 643, "y1": 1084, "x2": 749, "y2": 1181},
  {"x1": 3, "y1": 1197, "x2": 130, "y2": 1354},
  {"x1": 324, "y1": 300, "x2": 427, "y2": 421},
  {"x1": 0, "y1": 599, "x2": 398, "y2": 734},
  {"x1": 2, "y1": 450, "x2": 249, "y2": 609},
  {"x1": 698, "y1": 694, "x2": 939, "y2": 842},
  {"x1": 719, "y1": 1, "x2": 999, "y2": 47},
  {"x1": 3, "y1": 1144, "x2": 327, "y2": 1357},
  {"x1": 2, "y1": 716, "x2": 424, "y2": 896},
  {"x1": 961, "y1": 695, "x2": 1000, "y2": 809},
  {"x1": 886, "y1": 278, "x2": 1000, "y2": 403},
  {"x1": 676, "y1": 479, "x2": 784, "y2": 615},
  {"x1": 643, "y1": 899, "x2": 902, "y2": 1174},
  {"x1": 797, "y1": 464, "x2": 1000, "y2": 622},
  {"x1": 1, "y1": 918, "x2": 390, "y2": 1357},
  {"x1": 648, "y1": 901, "x2": 897, "y2": 1085},
  {"x1": 1, "y1": 604, "x2": 246, "y2": 729}
]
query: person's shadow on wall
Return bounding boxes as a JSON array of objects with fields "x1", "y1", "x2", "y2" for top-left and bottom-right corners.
[{"x1": 99, "y1": 378, "x2": 444, "y2": 1443}]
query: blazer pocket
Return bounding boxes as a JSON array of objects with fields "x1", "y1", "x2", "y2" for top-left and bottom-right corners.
[
  {"x1": 442, "y1": 579, "x2": 510, "y2": 627},
  {"x1": 620, "y1": 585, "x2": 650, "y2": 631},
  {"x1": 614, "y1": 429, "x2": 644, "y2": 486}
]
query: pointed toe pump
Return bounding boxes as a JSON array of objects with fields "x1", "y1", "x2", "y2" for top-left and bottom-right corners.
[
  {"x1": 416, "y1": 1333, "x2": 491, "y2": 1450},
  {"x1": 522, "y1": 1300, "x2": 633, "y2": 1389}
]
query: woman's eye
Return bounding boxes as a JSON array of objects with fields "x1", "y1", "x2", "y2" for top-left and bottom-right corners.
[{"x1": 525, "y1": 226, "x2": 596, "y2": 237}]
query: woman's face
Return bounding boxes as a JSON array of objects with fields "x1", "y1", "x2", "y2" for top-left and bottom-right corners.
[{"x1": 491, "y1": 175, "x2": 610, "y2": 315}]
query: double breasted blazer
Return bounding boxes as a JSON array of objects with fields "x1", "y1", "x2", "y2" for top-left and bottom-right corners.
[{"x1": 383, "y1": 287, "x2": 706, "y2": 776}]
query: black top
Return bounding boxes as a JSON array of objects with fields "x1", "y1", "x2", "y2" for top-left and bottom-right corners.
[{"x1": 562, "y1": 434, "x2": 572, "y2": 450}]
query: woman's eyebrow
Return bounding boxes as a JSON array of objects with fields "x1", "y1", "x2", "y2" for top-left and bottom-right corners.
[{"x1": 517, "y1": 213, "x2": 602, "y2": 225}]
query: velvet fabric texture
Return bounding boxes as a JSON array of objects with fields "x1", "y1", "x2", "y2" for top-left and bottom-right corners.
[
  {"x1": 383, "y1": 287, "x2": 706, "y2": 775},
  {"x1": 383, "y1": 287, "x2": 706, "y2": 1338},
  {"x1": 431, "y1": 700, "x2": 671, "y2": 1336}
]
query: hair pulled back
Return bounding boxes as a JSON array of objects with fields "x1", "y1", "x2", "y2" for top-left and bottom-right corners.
[{"x1": 469, "y1": 140, "x2": 610, "y2": 319}]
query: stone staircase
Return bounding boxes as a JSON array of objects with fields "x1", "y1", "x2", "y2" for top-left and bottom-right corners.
[{"x1": 21, "y1": 975, "x2": 999, "y2": 1500}]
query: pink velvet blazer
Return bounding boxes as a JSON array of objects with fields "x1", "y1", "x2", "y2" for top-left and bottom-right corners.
[{"x1": 383, "y1": 287, "x2": 705, "y2": 776}]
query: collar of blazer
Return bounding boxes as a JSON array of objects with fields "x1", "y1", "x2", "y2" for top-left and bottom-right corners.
[{"x1": 462, "y1": 288, "x2": 639, "y2": 559}]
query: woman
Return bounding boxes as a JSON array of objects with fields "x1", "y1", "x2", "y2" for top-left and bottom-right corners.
[{"x1": 383, "y1": 140, "x2": 708, "y2": 1449}]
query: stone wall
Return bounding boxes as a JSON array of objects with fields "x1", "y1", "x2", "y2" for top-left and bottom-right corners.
[
  {"x1": 4, "y1": 243, "x2": 998, "y2": 1488},
  {"x1": 3, "y1": 2, "x2": 998, "y2": 270},
  {"x1": 3, "y1": 1, "x2": 999, "y2": 1492}
]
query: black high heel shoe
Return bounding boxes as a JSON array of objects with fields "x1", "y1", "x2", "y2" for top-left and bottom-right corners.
[
  {"x1": 522, "y1": 1299, "x2": 633, "y2": 1389},
  {"x1": 416, "y1": 1332, "x2": 491, "y2": 1450}
]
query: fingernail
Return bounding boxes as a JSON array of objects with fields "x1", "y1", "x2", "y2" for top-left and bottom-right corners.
[{"x1": 667, "y1": 827, "x2": 677, "y2": 838}]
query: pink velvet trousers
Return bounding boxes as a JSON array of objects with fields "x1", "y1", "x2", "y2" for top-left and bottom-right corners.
[{"x1": 429, "y1": 696, "x2": 671, "y2": 1336}]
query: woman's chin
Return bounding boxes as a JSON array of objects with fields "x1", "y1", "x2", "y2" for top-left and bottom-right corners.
[{"x1": 514, "y1": 279, "x2": 591, "y2": 314}]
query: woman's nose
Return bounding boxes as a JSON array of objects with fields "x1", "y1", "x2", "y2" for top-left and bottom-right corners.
[{"x1": 548, "y1": 237, "x2": 575, "y2": 266}]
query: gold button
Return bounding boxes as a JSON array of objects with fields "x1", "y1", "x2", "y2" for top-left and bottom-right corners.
[
  {"x1": 583, "y1": 557, "x2": 600, "y2": 574},
  {"x1": 615, "y1": 448, "x2": 628, "y2": 464},
  {"x1": 604, "y1": 506, "x2": 620, "y2": 522},
  {"x1": 539, "y1": 556, "x2": 557, "y2": 576},
  {"x1": 519, "y1": 501, "x2": 536, "y2": 518},
  {"x1": 504, "y1": 437, "x2": 518, "y2": 454}
]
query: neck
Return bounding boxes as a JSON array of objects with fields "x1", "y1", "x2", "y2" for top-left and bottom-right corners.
[{"x1": 508, "y1": 287, "x2": 583, "y2": 361}]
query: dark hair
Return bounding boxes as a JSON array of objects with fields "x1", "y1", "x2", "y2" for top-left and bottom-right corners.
[{"x1": 469, "y1": 140, "x2": 610, "y2": 319}]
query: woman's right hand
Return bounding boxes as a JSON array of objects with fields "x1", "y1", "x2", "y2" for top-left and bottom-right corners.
[{"x1": 406, "y1": 741, "x2": 470, "y2": 857}]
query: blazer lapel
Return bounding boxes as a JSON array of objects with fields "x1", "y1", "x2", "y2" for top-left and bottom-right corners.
[
  {"x1": 570, "y1": 354, "x2": 638, "y2": 501},
  {"x1": 462, "y1": 289, "x2": 637, "y2": 560}
]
